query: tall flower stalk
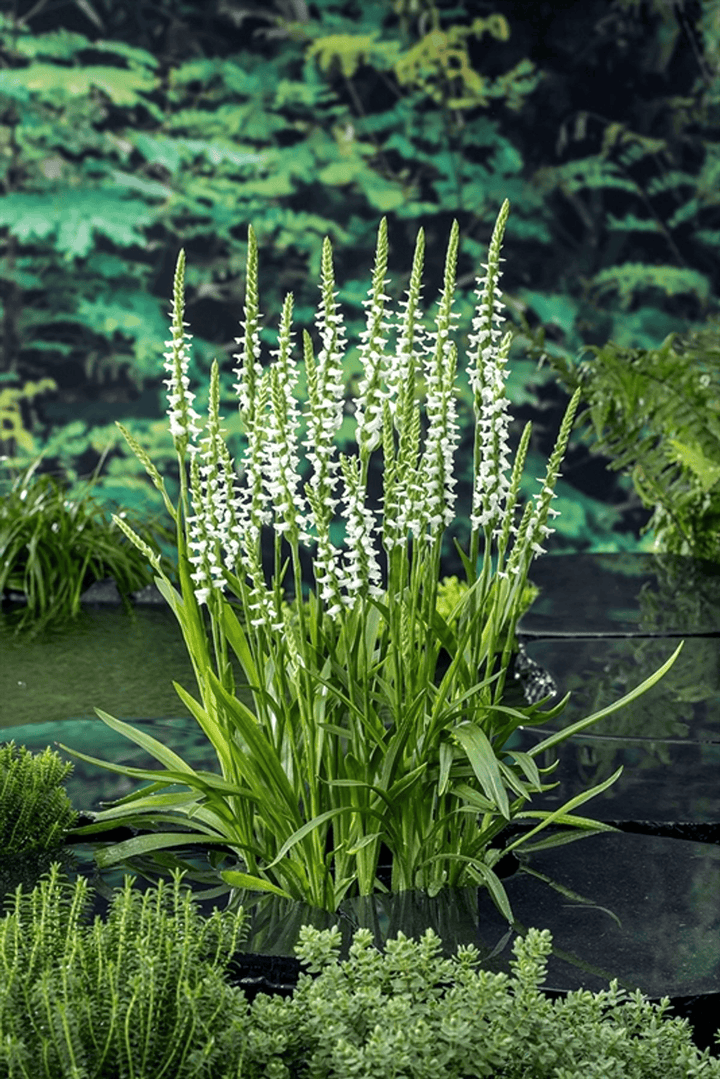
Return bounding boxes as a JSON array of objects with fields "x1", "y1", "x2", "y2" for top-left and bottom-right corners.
[{"x1": 63, "y1": 203, "x2": 681, "y2": 921}]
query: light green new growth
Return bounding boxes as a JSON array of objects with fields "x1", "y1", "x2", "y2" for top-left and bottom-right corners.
[
  {"x1": 435, "y1": 574, "x2": 540, "y2": 625},
  {"x1": 272, "y1": 923, "x2": 720, "y2": 1079}
]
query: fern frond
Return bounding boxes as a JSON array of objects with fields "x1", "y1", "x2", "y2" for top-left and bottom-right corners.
[
  {"x1": 613, "y1": 134, "x2": 667, "y2": 166},
  {"x1": 645, "y1": 171, "x2": 697, "y2": 196},
  {"x1": 605, "y1": 213, "x2": 663, "y2": 233},
  {"x1": 667, "y1": 198, "x2": 702, "y2": 229},
  {"x1": 693, "y1": 228, "x2": 720, "y2": 247},
  {"x1": 534, "y1": 156, "x2": 638, "y2": 195},
  {"x1": 561, "y1": 321, "x2": 720, "y2": 560},
  {"x1": 590, "y1": 263, "x2": 711, "y2": 308},
  {"x1": 307, "y1": 32, "x2": 400, "y2": 78}
]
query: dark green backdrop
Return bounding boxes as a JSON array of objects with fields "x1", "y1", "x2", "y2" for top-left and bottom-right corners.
[{"x1": 2, "y1": 0, "x2": 718, "y2": 564}]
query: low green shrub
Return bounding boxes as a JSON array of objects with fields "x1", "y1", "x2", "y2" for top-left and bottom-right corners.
[
  {"x1": 0, "y1": 742, "x2": 78, "y2": 855},
  {"x1": 0, "y1": 458, "x2": 176, "y2": 633},
  {"x1": 434, "y1": 574, "x2": 539, "y2": 626},
  {"x1": 244, "y1": 923, "x2": 720, "y2": 1079},
  {"x1": 0, "y1": 864, "x2": 718, "y2": 1079}
]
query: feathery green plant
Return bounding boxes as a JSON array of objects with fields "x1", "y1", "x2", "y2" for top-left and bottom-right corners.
[
  {"x1": 0, "y1": 742, "x2": 78, "y2": 855},
  {"x1": 543, "y1": 320, "x2": 720, "y2": 561},
  {"x1": 0, "y1": 863, "x2": 250, "y2": 1079},
  {"x1": 0, "y1": 456, "x2": 176, "y2": 633},
  {"x1": 61, "y1": 201, "x2": 680, "y2": 922}
]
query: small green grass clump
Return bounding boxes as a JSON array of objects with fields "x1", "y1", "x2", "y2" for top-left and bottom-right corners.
[{"x1": 0, "y1": 458, "x2": 175, "y2": 633}]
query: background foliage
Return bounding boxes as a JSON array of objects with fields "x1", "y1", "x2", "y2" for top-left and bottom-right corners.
[
  {"x1": 544, "y1": 319, "x2": 720, "y2": 561},
  {"x1": 1, "y1": 0, "x2": 719, "y2": 565}
]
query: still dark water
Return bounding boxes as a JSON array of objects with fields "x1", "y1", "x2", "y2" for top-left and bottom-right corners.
[
  {"x1": 0, "y1": 603, "x2": 250, "y2": 810},
  {"x1": 1, "y1": 604, "x2": 202, "y2": 728}
]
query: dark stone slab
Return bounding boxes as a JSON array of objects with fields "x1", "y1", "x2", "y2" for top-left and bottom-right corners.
[
  {"x1": 475, "y1": 832, "x2": 720, "y2": 1000},
  {"x1": 79, "y1": 578, "x2": 123, "y2": 605},
  {"x1": 5, "y1": 831, "x2": 719, "y2": 1003},
  {"x1": 519, "y1": 636, "x2": 720, "y2": 742},
  {"x1": 128, "y1": 582, "x2": 167, "y2": 605},
  {"x1": 73, "y1": 831, "x2": 720, "y2": 1050},
  {"x1": 3, "y1": 577, "x2": 167, "y2": 608},
  {"x1": 509, "y1": 723, "x2": 720, "y2": 823},
  {"x1": 508, "y1": 635, "x2": 720, "y2": 823},
  {"x1": 520, "y1": 553, "x2": 720, "y2": 638}
]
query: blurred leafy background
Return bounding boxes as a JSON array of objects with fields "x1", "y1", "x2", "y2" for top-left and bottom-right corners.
[{"x1": 2, "y1": 0, "x2": 720, "y2": 574}]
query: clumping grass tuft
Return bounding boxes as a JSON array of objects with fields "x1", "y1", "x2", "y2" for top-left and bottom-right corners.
[
  {"x1": 0, "y1": 457, "x2": 176, "y2": 634},
  {"x1": 59, "y1": 202, "x2": 682, "y2": 921}
]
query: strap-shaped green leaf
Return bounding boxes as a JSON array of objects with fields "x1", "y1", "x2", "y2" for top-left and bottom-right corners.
[{"x1": 452, "y1": 722, "x2": 510, "y2": 819}]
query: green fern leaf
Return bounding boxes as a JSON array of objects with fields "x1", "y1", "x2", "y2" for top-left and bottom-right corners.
[
  {"x1": 693, "y1": 229, "x2": 720, "y2": 247},
  {"x1": 646, "y1": 171, "x2": 697, "y2": 196},
  {"x1": 308, "y1": 33, "x2": 399, "y2": 78},
  {"x1": 535, "y1": 157, "x2": 638, "y2": 195},
  {"x1": 12, "y1": 61, "x2": 155, "y2": 104},
  {"x1": 667, "y1": 198, "x2": 702, "y2": 229},
  {"x1": 666, "y1": 439, "x2": 720, "y2": 493},
  {"x1": 0, "y1": 191, "x2": 154, "y2": 256},
  {"x1": 590, "y1": 263, "x2": 711, "y2": 308},
  {"x1": 606, "y1": 213, "x2": 663, "y2": 232}
]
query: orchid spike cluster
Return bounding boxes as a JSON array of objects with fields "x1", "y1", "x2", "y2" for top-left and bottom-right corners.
[
  {"x1": 160, "y1": 201, "x2": 572, "y2": 620},
  {"x1": 95, "y1": 200, "x2": 640, "y2": 919},
  {"x1": 467, "y1": 198, "x2": 514, "y2": 536}
]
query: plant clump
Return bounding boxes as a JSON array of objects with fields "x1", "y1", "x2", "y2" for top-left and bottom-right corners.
[
  {"x1": 0, "y1": 864, "x2": 250, "y2": 1079},
  {"x1": 242, "y1": 923, "x2": 720, "y2": 1079},
  {"x1": 541, "y1": 320, "x2": 720, "y2": 563},
  {"x1": 0, "y1": 458, "x2": 176, "y2": 634},
  {"x1": 0, "y1": 742, "x2": 78, "y2": 855},
  {"x1": 60, "y1": 201, "x2": 680, "y2": 922}
]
